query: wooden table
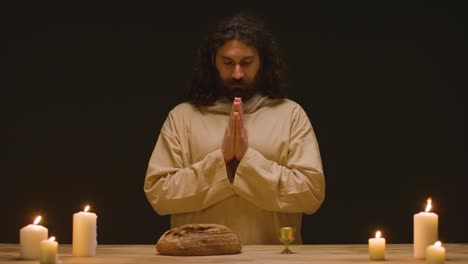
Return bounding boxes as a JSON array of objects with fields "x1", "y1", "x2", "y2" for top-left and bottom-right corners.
[{"x1": 1, "y1": 244, "x2": 467, "y2": 263}]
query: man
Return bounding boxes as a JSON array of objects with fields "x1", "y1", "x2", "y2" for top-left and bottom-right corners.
[{"x1": 144, "y1": 12, "x2": 325, "y2": 244}]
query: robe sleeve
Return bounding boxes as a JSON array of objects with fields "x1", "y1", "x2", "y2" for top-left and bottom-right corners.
[
  {"x1": 144, "y1": 111, "x2": 235, "y2": 215},
  {"x1": 232, "y1": 106, "x2": 325, "y2": 214}
]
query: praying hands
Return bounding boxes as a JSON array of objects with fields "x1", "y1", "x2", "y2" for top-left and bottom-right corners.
[{"x1": 222, "y1": 97, "x2": 248, "y2": 162}]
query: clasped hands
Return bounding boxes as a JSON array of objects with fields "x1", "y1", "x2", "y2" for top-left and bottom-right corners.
[{"x1": 222, "y1": 97, "x2": 248, "y2": 162}]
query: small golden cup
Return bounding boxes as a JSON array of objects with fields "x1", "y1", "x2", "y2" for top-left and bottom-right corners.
[{"x1": 279, "y1": 227, "x2": 296, "y2": 254}]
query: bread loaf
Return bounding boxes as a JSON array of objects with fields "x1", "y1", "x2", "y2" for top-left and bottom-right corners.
[{"x1": 156, "y1": 224, "x2": 242, "y2": 256}]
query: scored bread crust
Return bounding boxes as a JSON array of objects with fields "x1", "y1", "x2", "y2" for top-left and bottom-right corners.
[{"x1": 156, "y1": 224, "x2": 242, "y2": 256}]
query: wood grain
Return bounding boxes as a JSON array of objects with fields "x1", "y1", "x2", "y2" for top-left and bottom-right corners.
[{"x1": 1, "y1": 244, "x2": 467, "y2": 263}]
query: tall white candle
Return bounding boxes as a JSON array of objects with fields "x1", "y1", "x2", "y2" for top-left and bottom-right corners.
[
  {"x1": 20, "y1": 216, "x2": 48, "y2": 259},
  {"x1": 40, "y1": 236, "x2": 58, "y2": 264},
  {"x1": 414, "y1": 198, "x2": 438, "y2": 259},
  {"x1": 426, "y1": 241, "x2": 445, "y2": 264},
  {"x1": 72, "y1": 205, "x2": 97, "y2": 256},
  {"x1": 368, "y1": 230, "x2": 386, "y2": 260}
]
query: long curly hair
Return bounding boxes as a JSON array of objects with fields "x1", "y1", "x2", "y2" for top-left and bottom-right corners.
[{"x1": 187, "y1": 12, "x2": 288, "y2": 106}]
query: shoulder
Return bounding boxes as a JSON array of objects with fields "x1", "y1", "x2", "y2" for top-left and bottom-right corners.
[
  {"x1": 282, "y1": 98, "x2": 302, "y2": 109},
  {"x1": 167, "y1": 102, "x2": 200, "y2": 118},
  {"x1": 160, "y1": 102, "x2": 199, "y2": 135},
  {"x1": 272, "y1": 98, "x2": 306, "y2": 114},
  {"x1": 277, "y1": 99, "x2": 313, "y2": 125},
  {"x1": 170, "y1": 102, "x2": 197, "y2": 113}
]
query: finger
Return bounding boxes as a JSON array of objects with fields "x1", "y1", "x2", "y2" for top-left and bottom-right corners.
[
  {"x1": 236, "y1": 112, "x2": 245, "y2": 142},
  {"x1": 229, "y1": 111, "x2": 236, "y2": 137},
  {"x1": 237, "y1": 97, "x2": 244, "y2": 118},
  {"x1": 236, "y1": 110, "x2": 244, "y2": 131},
  {"x1": 234, "y1": 101, "x2": 240, "y2": 114},
  {"x1": 234, "y1": 112, "x2": 240, "y2": 143},
  {"x1": 232, "y1": 98, "x2": 243, "y2": 118},
  {"x1": 230, "y1": 99, "x2": 236, "y2": 115},
  {"x1": 234, "y1": 98, "x2": 243, "y2": 116},
  {"x1": 234, "y1": 112, "x2": 246, "y2": 160}
]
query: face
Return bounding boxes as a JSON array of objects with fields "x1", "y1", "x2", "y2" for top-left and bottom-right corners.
[{"x1": 215, "y1": 39, "x2": 261, "y2": 101}]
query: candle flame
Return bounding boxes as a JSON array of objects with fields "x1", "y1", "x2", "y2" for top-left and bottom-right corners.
[
  {"x1": 435, "y1": 241, "x2": 442, "y2": 247},
  {"x1": 375, "y1": 231, "x2": 381, "y2": 238},
  {"x1": 49, "y1": 236, "x2": 56, "y2": 242},
  {"x1": 84, "y1": 205, "x2": 90, "y2": 212},
  {"x1": 425, "y1": 198, "x2": 432, "y2": 212},
  {"x1": 33, "y1": 216, "x2": 42, "y2": 225}
]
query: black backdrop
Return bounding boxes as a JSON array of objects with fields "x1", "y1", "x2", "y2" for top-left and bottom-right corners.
[{"x1": 3, "y1": 5, "x2": 466, "y2": 244}]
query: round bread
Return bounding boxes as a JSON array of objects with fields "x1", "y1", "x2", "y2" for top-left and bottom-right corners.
[{"x1": 156, "y1": 224, "x2": 242, "y2": 256}]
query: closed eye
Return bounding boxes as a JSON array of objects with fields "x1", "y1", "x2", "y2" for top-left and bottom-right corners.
[{"x1": 222, "y1": 58, "x2": 234, "y2": 65}]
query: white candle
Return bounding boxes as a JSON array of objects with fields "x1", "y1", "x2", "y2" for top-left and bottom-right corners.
[
  {"x1": 20, "y1": 216, "x2": 48, "y2": 259},
  {"x1": 426, "y1": 241, "x2": 445, "y2": 264},
  {"x1": 72, "y1": 205, "x2": 98, "y2": 256},
  {"x1": 40, "y1": 236, "x2": 58, "y2": 264},
  {"x1": 368, "y1": 230, "x2": 386, "y2": 260},
  {"x1": 414, "y1": 198, "x2": 438, "y2": 258}
]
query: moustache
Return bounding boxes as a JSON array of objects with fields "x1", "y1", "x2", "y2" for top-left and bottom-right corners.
[{"x1": 225, "y1": 79, "x2": 247, "y2": 87}]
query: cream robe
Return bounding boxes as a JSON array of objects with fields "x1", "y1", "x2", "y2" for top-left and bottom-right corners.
[{"x1": 144, "y1": 95, "x2": 325, "y2": 244}]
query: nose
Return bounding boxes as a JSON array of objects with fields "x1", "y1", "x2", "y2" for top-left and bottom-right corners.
[{"x1": 232, "y1": 64, "x2": 244, "y2": 80}]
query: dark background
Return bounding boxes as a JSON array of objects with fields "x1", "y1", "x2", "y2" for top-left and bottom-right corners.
[{"x1": 3, "y1": 5, "x2": 466, "y2": 244}]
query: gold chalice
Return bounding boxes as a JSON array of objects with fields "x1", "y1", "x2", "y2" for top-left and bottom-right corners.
[{"x1": 279, "y1": 227, "x2": 295, "y2": 254}]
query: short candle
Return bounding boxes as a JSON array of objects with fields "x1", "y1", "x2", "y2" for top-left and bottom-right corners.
[
  {"x1": 72, "y1": 205, "x2": 98, "y2": 256},
  {"x1": 20, "y1": 216, "x2": 48, "y2": 260},
  {"x1": 40, "y1": 236, "x2": 58, "y2": 264},
  {"x1": 426, "y1": 241, "x2": 445, "y2": 264},
  {"x1": 368, "y1": 230, "x2": 386, "y2": 260}
]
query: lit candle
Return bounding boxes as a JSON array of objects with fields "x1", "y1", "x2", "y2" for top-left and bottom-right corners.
[
  {"x1": 368, "y1": 230, "x2": 386, "y2": 260},
  {"x1": 426, "y1": 241, "x2": 445, "y2": 264},
  {"x1": 40, "y1": 236, "x2": 58, "y2": 264},
  {"x1": 414, "y1": 198, "x2": 438, "y2": 258},
  {"x1": 72, "y1": 205, "x2": 98, "y2": 256},
  {"x1": 20, "y1": 216, "x2": 48, "y2": 259}
]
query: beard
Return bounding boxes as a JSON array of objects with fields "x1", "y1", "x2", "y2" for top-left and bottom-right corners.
[{"x1": 216, "y1": 74, "x2": 261, "y2": 102}]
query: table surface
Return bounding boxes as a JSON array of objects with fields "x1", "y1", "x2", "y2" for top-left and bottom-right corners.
[{"x1": 1, "y1": 244, "x2": 467, "y2": 263}]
